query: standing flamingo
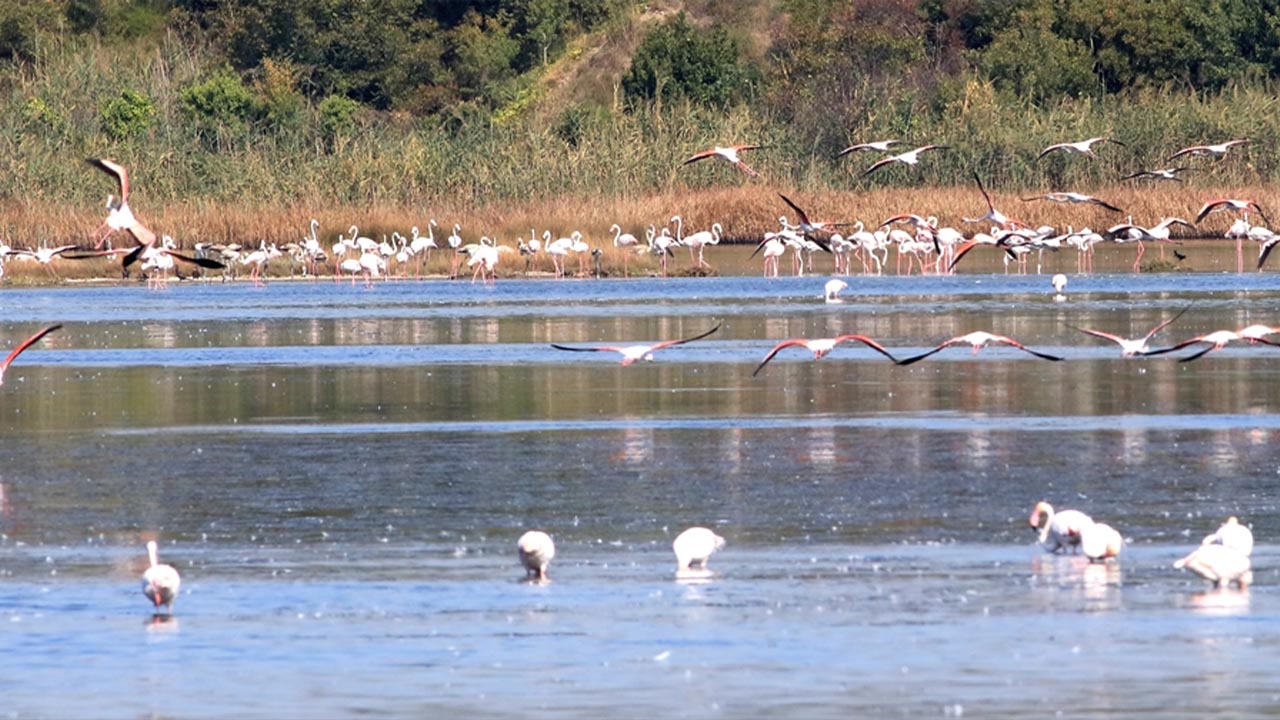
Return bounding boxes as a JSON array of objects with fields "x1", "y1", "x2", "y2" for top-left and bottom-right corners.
[
  {"x1": 0, "y1": 325, "x2": 61, "y2": 386},
  {"x1": 1029, "y1": 501, "x2": 1094, "y2": 554},
  {"x1": 142, "y1": 540, "x2": 181, "y2": 614},
  {"x1": 611, "y1": 224, "x2": 639, "y2": 277},
  {"x1": 673, "y1": 527, "x2": 725, "y2": 570},
  {"x1": 517, "y1": 530, "x2": 555, "y2": 582}
]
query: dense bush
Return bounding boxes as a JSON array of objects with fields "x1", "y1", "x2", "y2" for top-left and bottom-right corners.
[
  {"x1": 622, "y1": 12, "x2": 759, "y2": 108},
  {"x1": 99, "y1": 88, "x2": 156, "y2": 140}
]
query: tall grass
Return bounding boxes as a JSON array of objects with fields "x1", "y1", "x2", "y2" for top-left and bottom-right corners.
[{"x1": 5, "y1": 33, "x2": 1280, "y2": 256}]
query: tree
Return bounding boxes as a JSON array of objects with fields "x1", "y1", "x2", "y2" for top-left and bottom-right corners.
[{"x1": 622, "y1": 12, "x2": 759, "y2": 108}]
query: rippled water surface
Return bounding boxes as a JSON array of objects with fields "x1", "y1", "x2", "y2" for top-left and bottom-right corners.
[{"x1": 3, "y1": 262, "x2": 1280, "y2": 718}]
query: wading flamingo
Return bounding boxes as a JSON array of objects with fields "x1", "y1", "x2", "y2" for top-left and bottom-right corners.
[
  {"x1": 517, "y1": 530, "x2": 555, "y2": 582},
  {"x1": 142, "y1": 540, "x2": 181, "y2": 614},
  {"x1": 673, "y1": 527, "x2": 725, "y2": 570},
  {"x1": 1175, "y1": 544, "x2": 1252, "y2": 589},
  {"x1": 1029, "y1": 501, "x2": 1094, "y2": 554},
  {"x1": 1201, "y1": 516, "x2": 1253, "y2": 556}
]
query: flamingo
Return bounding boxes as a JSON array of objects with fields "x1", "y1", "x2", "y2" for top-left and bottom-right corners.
[
  {"x1": 680, "y1": 144, "x2": 764, "y2": 177},
  {"x1": 1122, "y1": 167, "x2": 1189, "y2": 182},
  {"x1": 824, "y1": 278, "x2": 848, "y2": 303},
  {"x1": 0, "y1": 325, "x2": 60, "y2": 386},
  {"x1": 7, "y1": 244, "x2": 78, "y2": 279},
  {"x1": 86, "y1": 158, "x2": 157, "y2": 249},
  {"x1": 757, "y1": 232, "x2": 786, "y2": 277},
  {"x1": 142, "y1": 540, "x2": 181, "y2": 614},
  {"x1": 1196, "y1": 199, "x2": 1271, "y2": 272},
  {"x1": 1029, "y1": 501, "x2": 1094, "y2": 554},
  {"x1": 239, "y1": 243, "x2": 276, "y2": 287},
  {"x1": 447, "y1": 224, "x2": 463, "y2": 279},
  {"x1": 611, "y1": 224, "x2": 639, "y2": 277},
  {"x1": 1037, "y1": 136, "x2": 1124, "y2": 160},
  {"x1": 1201, "y1": 516, "x2": 1253, "y2": 556},
  {"x1": 897, "y1": 331, "x2": 1063, "y2": 365},
  {"x1": 777, "y1": 194, "x2": 846, "y2": 247},
  {"x1": 1022, "y1": 192, "x2": 1122, "y2": 213},
  {"x1": 550, "y1": 322, "x2": 721, "y2": 365},
  {"x1": 1174, "y1": 544, "x2": 1252, "y2": 588},
  {"x1": 682, "y1": 223, "x2": 722, "y2": 268},
  {"x1": 517, "y1": 530, "x2": 555, "y2": 582},
  {"x1": 753, "y1": 333, "x2": 898, "y2": 375},
  {"x1": 1143, "y1": 329, "x2": 1276, "y2": 362},
  {"x1": 862, "y1": 144, "x2": 948, "y2": 176},
  {"x1": 569, "y1": 233, "x2": 591, "y2": 276},
  {"x1": 836, "y1": 139, "x2": 899, "y2": 156},
  {"x1": 1080, "y1": 522, "x2": 1123, "y2": 562},
  {"x1": 1168, "y1": 139, "x2": 1249, "y2": 160},
  {"x1": 1238, "y1": 324, "x2": 1280, "y2": 344},
  {"x1": 963, "y1": 172, "x2": 1028, "y2": 230},
  {"x1": 409, "y1": 220, "x2": 438, "y2": 278},
  {"x1": 1066, "y1": 306, "x2": 1190, "y2": 357},
  {"x1": 1107, "y1": 217, "x2": 1194, "y2": 272},
  {"x1": 673, "y1": 527, "x2": 725, "y2": 570}
]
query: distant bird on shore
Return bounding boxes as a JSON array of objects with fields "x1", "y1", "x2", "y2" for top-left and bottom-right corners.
[
  {"x1": 681, "y1": 144, "x2": 764, "y2": 177},
  {"x1": 752, "y1": 333, "x2": 898, "y2": 376},
  {"x1": 673, "y1": 527, "x2": 725, "y2": 570},
  {"x1": 1122, "y1": 167, "x2": 1189, "y2": 182},
  {"x1": 0, "y1": 324, "x2": 60, "y2": 386},
  {"x1": 1168, "y1": 139, "x2": 1249, "y2": 160},
  {"x1": 86, "y1": 158, "x2": 156, "y2": 249},
  {"x1": 836, "y1": 139, "x2": 899, "y2": 156},
  {"x1": 1066, "y1": 306, "x2": 1190, "y2": 357},
  {"x1": 1022, "y1": 192, "x2": 1122, "y2": 213},
  {"x1": 551, "y1": 322, "x2": 721, "y2": 365},
  {"x1": 142, "y1": 540, "x2": 181, "y2": 614},
  {"x1": 517, "y1": 530, "x2": 555, "y2": 582},
  {"x1": 863, "y1": 144, "x2": 947, "y2": 176},
  {"x1": 897, "y1": 331, "x2": 1063, "y2": 365},
  {"x1": 1037, "y1": 136, "x2": 1124, "y2": 160}
]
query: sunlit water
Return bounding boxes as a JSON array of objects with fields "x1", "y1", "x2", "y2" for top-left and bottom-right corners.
[{"x1": 3, "y1": 252, "x2": 1280, "y2": 718}]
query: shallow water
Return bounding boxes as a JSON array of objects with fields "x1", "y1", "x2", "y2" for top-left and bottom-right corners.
[{"x1": 3, "y1": 263, "x2": 1280, "y2": 718}]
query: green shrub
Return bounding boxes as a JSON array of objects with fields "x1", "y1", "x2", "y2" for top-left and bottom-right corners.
[
  {"x1": 99, "y1": 88, "x2": 157, "y2": 140},
  {"x1": 622, "y1": 12, "x2": 759, "y2": 108},
  {"x1": 319, "y1": 94, "x2": 363, "y2": 142},
  {"x1": 180, "y1": 67, "x2": 264, "y2": 137}
]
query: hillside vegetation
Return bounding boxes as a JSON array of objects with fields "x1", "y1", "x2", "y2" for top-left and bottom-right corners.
[{"x1": 4, "y1": 0, "x2": 1280, "y2": 250}]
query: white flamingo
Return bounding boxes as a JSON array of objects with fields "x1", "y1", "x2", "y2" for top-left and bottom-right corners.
[
  {"x1": 517, "y1": 530, "x2": 555, "y2": 581},
  {"x1": 673, "y1": 527, "x2": 725, "y2": 570},
  {"x1": 142, "y1": 540, "x2": 181, "y2": 614}
]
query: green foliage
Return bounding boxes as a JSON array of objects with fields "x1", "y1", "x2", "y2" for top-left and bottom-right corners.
[
  {"x1": 981, "y1": 4, "x2": 1097, "y2": 102},
  {"x1": 99, "y1": 88, "x2": 156, "y2": 140},
  {"x1": 103, "y1": 0, "x2": 168, "y2": 40},
  {"x1": 257, "y1": 58, "x2": 305, "y2": 132},
  {"x1": 319, "y1": 94, "x2": 362, "y2": 143},
  {"x1": 0, "y1": 0, "x2": 61, "y2": 63},
  {"x1": 65, "y1": 0, "x2": 104, "y2": 35},
  {"x1": 21, "y1": 97, "x2": 66, "y2": 133},
  {"x1": 622, "y1": 12, "x2": 759, "y2": 108},
  {"x1": 180, "y1": 67, "x2": 264, "y2": 137}
]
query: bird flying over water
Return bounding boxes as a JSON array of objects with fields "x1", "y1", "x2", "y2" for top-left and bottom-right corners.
[
  {"x1": 551, "y1": 322, "x2": 721, "y2": 365},
  {"x1": 0, "y1": 324, "x2": 60, "y2": 386},
  {"x1": 752, "y1": 333, "x2": 898, "y2": 376},
  {"x1": 896, "y1": 331, "x2": 1063, "y2": 365},
  {"x1": 1066, "y1": 306, "x2": 1190, "y2": 357}
]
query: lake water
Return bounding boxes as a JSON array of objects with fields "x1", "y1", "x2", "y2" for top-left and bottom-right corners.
[{"x1": 2, "y1": 249, "x2": 1279, "y2": 718}]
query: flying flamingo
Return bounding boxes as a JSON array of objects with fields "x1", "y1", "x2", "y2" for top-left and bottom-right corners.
[
  {"x1": 835, "y1": 139, "x2": 899, "y2": 156},
  {"x1": 752, "y1": 333, "x2": 897, "y2": 376},
  {"x1": 550, "y1": 322, "x2": 721, "y2": 365},
  {"x1": 1037, "y1": 136, "x2": 1124, "y2": 160},
  {"x1": 86, "y1": 158, "x2": 157, "y2": 249},
  {"x1": 1143, "y1": 329, "x2": 1279, "y2": 362},
  {"x1": 142, "y1": 540, "x2": 181, "y2": 614},
  {"x1": 7, "y1": 244, "x2": 79, "y2": 279},
  {"x1": 517, "y1": 530, "x2": 555, "y2": 582},
  {"x1": 673, "y1": 527, "x2": 725, "y2": 570},
  {"x1": 896, "y1": 331, "x2": 1063, "y2": 365},
  {"x1": 1174, "y1": 543, "x2": 1252, "y2": 589},
  {"x1": 1122, "y1": 167, "x2": 1189, "y2": 182},
  {"x1": 1065, "y1": 305, "x2": 1190, "y2": 357},
  {"x1": 1107, "y1": 217, "x2": 1193, "y2": 272},
  {"x1": 680, "y1": 144, "x2": 764, "y2": 177},
  {"x1": 1168, "y1": 139, "x2": 1249, "y2": 160},
  {"x1": 963, "y1": 172, "x2": 1028, "y2": 230},
  {"x1": 0, "y1": 324, "x2": 60, "y2": 386},
  {"x1": 1021, "y1": 192, "x2": 1122, "y2": 213},
  {"x1": 1029, "y1": 501, "x2": 1094, "y2": 554},
  {"x1": 863, "y1": 144, "x2": 948, "y2": 176},
  {"x1": 777, "y1": 194, "x2": 846, "y2": 248}
]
